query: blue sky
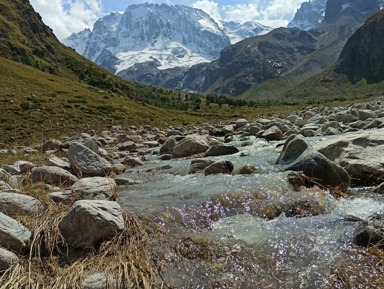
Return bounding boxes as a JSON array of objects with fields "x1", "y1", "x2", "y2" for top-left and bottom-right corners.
[{"x1": 30, "y1": 0, "x2": 305, "y2": 40}]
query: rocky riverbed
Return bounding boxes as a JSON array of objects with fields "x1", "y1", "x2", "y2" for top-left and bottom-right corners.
[{"x1": 1, "y1": 99, "x2": 384, "y2": 288}]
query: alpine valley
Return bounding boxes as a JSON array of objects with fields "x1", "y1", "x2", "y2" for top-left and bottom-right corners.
[{"x1": 64, "y1": 0, "x2": 384, "y2": 100}]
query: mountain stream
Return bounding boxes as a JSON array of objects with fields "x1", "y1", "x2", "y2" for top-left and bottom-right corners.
[{"x1": 118, "y1": 136, "x2": 384, "y2": 288}]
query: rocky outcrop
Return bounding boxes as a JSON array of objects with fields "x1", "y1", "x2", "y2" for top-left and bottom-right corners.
[
  {"x1": 277, "y1": 135, "x2": 351, "y2": 191},
  {"x1": 59, "y1": 200, "x2": 124, "y2": 249}
]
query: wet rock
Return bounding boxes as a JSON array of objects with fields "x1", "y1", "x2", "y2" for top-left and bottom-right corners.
[
  {"x1": 286, "y1": 171, "x2": 306, "y2": 191},
  {"x1": 0, "y1": 212, "x2": 31, "y2": 252},
  {"x1": 190, "y1": 159, "x2": 215, "y2": 174},
  {"x1": 122, "y1": 156, "x2": 144, "y2": 168},
  {"x1": 236, "y1": 165, "x2": 258, "y2": 175},
  {"x1": 0, "y1": 248, "x2": 18, "y2": 272},
  {"x1": 353, "y1": 210, "x2": 384, "y2": 248},
  {"x1": 71, "y1": 177, "x2": 116, "y2": 200},
  {"x1": 68, "y1": 143, "x2": 112, "y2": 177},
  {"x1": 315, "y1": 129, "x2": 384, "y2": 185},
  {"x1": 114, "y1": 177, "x2": 143, "y2": 186},
  {"x1": 374, "y1": 182, "x2": 384, "y2": 194},
  {"x1": 59, "y1": 200, "x2": 124, "y2": 249},
  {"x1": 0, "y1": 193, "x2": 44, "y2": 216},
  {"x1": 160, "y1": 154, "x2": 173, "y2": 160},
  {"x1": 30, "y1": 166, "x2": 79, "y2": 186},
  {"x1": 172, "y1": 134, "x2": 210, "y2": 158},
  {"x1": 159, "y1": 137, "x2": 178, "y2": 155},
  {"x1": 221, "y1": 125, "x2": 234, "y2": 135},
  {"x1": 204, "y1": 160, "x2": 234, "y2": 176},
  {"x1": 204, "y1": 145, "x2": 239, "y2": 157},
  {"x1": 261, "y1": 126, "x2": 283, "y2": 141},
  {"x1": 277, "y1": 135, "x2": 350, "y2": 191},
  {"x1": 248, "y1": 124, "x2": 262, "y2": 136}
]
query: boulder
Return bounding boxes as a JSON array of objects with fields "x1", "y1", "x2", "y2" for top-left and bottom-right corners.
[
  {"x1": 353, "y1": 210, "x2": 384, "y2": 248},
  {"x1": 235, "y1": 119, "x2": 248, "y2": 129},
  {"x1": 314, "y1": 129, "x2": 384, "y2": 185},
  {"x1": 277, "y1": 135, "x2": 351, "y2": 191},
  {"x1": 59, "y1": 200, "x2": 124, "y2": 248},
  {"x1": 34, "y1": 138, "x2": 62, "y2": 152},
  {"x1": 46, "y1": 156, "x2": 71, "y2": 170},
  {"x1": 71, "y1": 177, "x2": 116, "y2": 200},
  {"x1": 0, "y1": 248, "x2": 18, "y2": 272},
  {"x1": 122, "y1": 156, "x2": 144, "y2": 168},
  {"x1": 68, "y1": 143, "x2": 112, "y2": 177},
  {"x1": 0, "y1": 212, "x2": 31, "y2": 252},
  {"x1": 172, "y1": 134, "x2": 210, "y2": 158},
  {"x1": 117, "y1": 141, "x2": 137, "y2": 151},
  {"x1": 204, "y1": 160, "x2": 234, "y2": 176},
  {"x1": 30, "y1": 166, "x2": 78, "y2": 186},
  {"x1": 0, "y1": 193, "x2": 44, "y2": 216},
  {"x1": 261, "y1": 126, "x2": 283, "y2": 141},
  {"x1": 167, "y1": 129, "x2": 183, "y2": 137},
  {"x1": 159, "y1": 137, "x2": 178, "y2": 155},
  {"x1": 204, "y1": 145, "x2": 239, "y2": 157},
  {"x1": 190, "y1": 159, "x2": 215, "y2": 174}
]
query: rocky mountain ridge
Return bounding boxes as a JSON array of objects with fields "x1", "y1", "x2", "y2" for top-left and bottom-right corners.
[
  {"x1": 118, "y1": 0, "x2": 381, "y2": 97},
  {"x1": 63, "y1": 3, "x2": 271, "y2": 74}
]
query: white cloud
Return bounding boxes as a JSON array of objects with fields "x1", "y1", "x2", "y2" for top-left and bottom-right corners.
[
  {"x1": 192, "y1": 0, "x2": 222, "y2": 24},
  {"x1": 30, "y1": 0, "x2": 104, "y2": 40},
  {"x1": 222, "y1": 4, "x2": 260, "y2": 24}
]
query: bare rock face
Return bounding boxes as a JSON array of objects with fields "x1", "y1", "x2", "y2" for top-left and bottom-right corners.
[
  {"x1": 0, "y1": 212, "x2": 31, "y2": 252},
  {"x1": 59, "y1": 200, "x2": 124, "y2": 249},
  {"x1": 30, "y1": 166, "x2": 78, "y2": 186},
  {"x1": 277, "y1": 135, "x2": 351, "y2": 191},
  {"x1": 172, "y1": 134, "x2": 210, "y2": 158},
  {"x1": 68, "y1": 143, "x2": 112, "y2": 177}
]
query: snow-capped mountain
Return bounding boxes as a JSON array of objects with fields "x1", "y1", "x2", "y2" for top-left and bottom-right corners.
[
  {"x1": 223, "y1": 21, "x2": 272, "y2": 44},
  {"x1": 288, "y1": 0, "x2": 327, "y2": 30},
  {"x1": 62, "y1": 3, "x2": 271, "y2": 74}
]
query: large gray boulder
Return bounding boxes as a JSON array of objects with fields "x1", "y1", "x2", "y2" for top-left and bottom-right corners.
[
  {"x1": 71, "y1": 177, "x2": 117, "y2": 200},
  {"x1": 204, "y1": 145, "x2": 239, "y2": 157},
  {"x1": 0, "y1": 212, "x2": 31, "y2": 252},
  {"x1": 277, "y1": 135, "x2": 351, "y2": 191},
  {"x1": 353, "y1": 210, "x2": 384, "y2": 248},
  {"x1": 261, "y1": 126, "x2": 283, "y2": 141},
  {"x1": 172, "y1": 134, "x2": 210, "y2": 158},
  {"x1": 0, "y1": 193, "x2": 44, "y2": 216},
  {"x1": 68, "y1": 143, "x2": 112, "y2": 177},
  {"x1": 0, "y1": 248, "x2": 18, "y2": 272},
  {"x1": 30, "y1": 166, "x2": 78, "y2": 186},
  {"x1": 59, "y1": 200, "x2": 124, "y2": 249},
  {"x1": 314, "y1": 128, "x2": 384, "y2": 185},
  {"x1": 46, "y1": 156, "x2": 70, "y2": 170},
  {"x1": 159, "y1": 137, "x2": 178, "y2": 155}
]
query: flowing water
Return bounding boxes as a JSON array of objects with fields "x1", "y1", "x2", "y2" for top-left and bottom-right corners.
[{"x1": 117, "y1": 136, "x2": 384, "y2": 288}]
